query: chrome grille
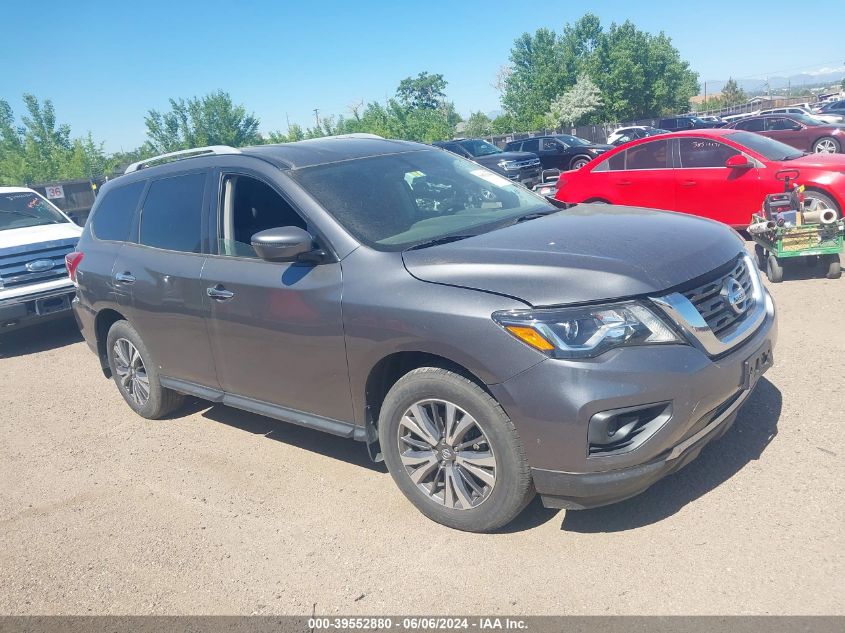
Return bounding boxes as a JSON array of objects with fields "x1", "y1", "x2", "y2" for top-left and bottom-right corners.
[
  {"x1": 0, "y1": 239, "x2": 77, "y2": 289},
  {"x1": 681, "y1": 257, "x2": 754, "y2": 337}
]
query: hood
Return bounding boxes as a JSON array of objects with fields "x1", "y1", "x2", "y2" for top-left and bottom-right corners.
[
  {"x1": 402, "y1": 204, "x2": 744, "y2": 307},
  {"x1": 473, "y1": 151, "x2": 537, "y2": 167},
  {"x1": 788, "y1": 153, "x2": 845, "y2": 169},
  {"x1": 0, "y1": 221, "x2": 82, "y2": 250}
]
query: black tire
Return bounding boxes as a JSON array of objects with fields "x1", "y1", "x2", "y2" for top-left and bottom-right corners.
[
  {"x1": 569, "y1": 155, "x2": 591, "y2": 170},
  {"x1": 825, "y1": 254, "x2": 841, "y2": 279},
  {"x1": 378, "y1": 367, "x2": 534, "y2": 532},
  {"x1": 766, "y1": 253, "x2": 784, "y2": 283},
  {"x1": 811, "y1": 136, "x2": 841, "y2": 154},
  {"x1": 754, "y1": 244, "x2": 766, "y2": 270},
  {"x1": 803, "y1": 190, "x2": 841, "y2": 219},
  {"x1": 106, "y1": 320, "x2": 184, "y2": 419}
]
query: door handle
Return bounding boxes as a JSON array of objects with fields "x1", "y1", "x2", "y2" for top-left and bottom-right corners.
[
  {"x1": 681, "y1": 180, "x2": 697, "y2": 187},
  {"x1": 114, "y1": 272, "x2": 135, "y2": 284},
  {"x1": 206, "y1": 285, "x2": 235, "y2": 301},
  {"x1": 617, "y1": 179, "x2": 632, "y2": 186}
]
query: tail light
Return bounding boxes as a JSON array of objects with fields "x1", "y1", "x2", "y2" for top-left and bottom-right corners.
[{"x1": 65, "y1": 251, "x2": 84, "y2": 285}]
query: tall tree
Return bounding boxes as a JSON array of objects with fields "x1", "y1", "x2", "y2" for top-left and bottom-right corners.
[
  {"x1": 721, "y1": 78, "x2": 747, "y2": 107},
  {"x1": 502, "y1": 14, "x2": 699, "y2": 128},
  {"x1": 144, "y1": 90, "x2": 260, "y2": 153},
  {"x1": 0, "y1": 95, "x2": 111, "y2": 184},
  {"x1": 546, "y1": 73, "x2": 603, "y2": 128},
  {"x1": 396, "y1": 72, "x2": 448, "y2": 110},
  {"x1": 463, "y1": 111, "x2": 493, "y2": 137}
]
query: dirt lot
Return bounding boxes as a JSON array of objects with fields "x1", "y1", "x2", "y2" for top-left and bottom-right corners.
[{"x1": 1, "y1": 252, "x2": 843, "y2": 616}]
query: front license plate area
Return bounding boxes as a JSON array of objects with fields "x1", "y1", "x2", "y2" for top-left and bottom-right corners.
[
  {"x1": 35, "y1": 294, "x2": 71, "y2": 316},
  {"x1": 743, "y1": 342, "x2": 773, "y2": 390}
]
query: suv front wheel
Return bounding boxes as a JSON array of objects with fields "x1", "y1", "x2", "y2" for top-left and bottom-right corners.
[
  {"x1": 379, "y1": 367, "x2": 534, "y2": 532},
  {"x1": 106, "y1": 320, "x2": 184, "y2": 419}
]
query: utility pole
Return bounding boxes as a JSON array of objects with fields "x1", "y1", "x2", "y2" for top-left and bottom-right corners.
[
  {"x1": 285, "y1": 112, "x2": 291, "y2": 133},
  {"x1": 313, "y1": 108, "x2": 320, "y2": 128}
]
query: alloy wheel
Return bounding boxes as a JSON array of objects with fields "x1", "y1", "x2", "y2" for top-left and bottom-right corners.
[
  {"x1": 813, "y1": 138, "x2": 837, "y2": 153},
  {"x1": 397, "y1": 399, "x2": 497, "y2": 510},
  {"x1": 113, "y1": 338, "x2": 150, "y2": 406}
]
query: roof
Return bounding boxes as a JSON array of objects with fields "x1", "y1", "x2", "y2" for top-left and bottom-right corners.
[
  {"x1": 242, "y1": 136, "x2": 432, "y2": 170},
  {"x1": 0, "y1": 187, "x2": 37, "y2": 194}
]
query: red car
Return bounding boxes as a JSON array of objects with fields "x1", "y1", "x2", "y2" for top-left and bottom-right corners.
[
  {"x1": 554, "y1": 129, "x2": 845, "y2": 227},
  {"x1": 725, "y1": 114, "x2": 845, "y2": 154}
]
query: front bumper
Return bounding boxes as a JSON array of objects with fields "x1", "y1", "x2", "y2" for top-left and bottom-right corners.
[
  {"x1": 0, "y1": 287, "x2": 76, "y2": 332},
  {"x1": 489, "y1": 294, "x2": 777, "y2": 510}
]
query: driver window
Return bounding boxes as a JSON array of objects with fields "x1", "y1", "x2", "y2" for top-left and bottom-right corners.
[
  {"x1": 218, "y1": 175, "x2": 307, "y2": 258},
  {"x1": 542, "y1": 138, "x2": 560, "y2": 151},
  {"x1": 767, "y1": 118, "x2": 797, "y2": 131}
]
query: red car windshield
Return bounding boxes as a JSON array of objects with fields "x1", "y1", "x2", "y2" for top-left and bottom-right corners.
[{"x1": 725, "y1": 131, "x2": 804, "y2": 161}]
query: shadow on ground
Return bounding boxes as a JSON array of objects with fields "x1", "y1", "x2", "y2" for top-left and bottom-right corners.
[
  {"x1": 0, "y1": 317, "x2": 82, "y2": 359},
  {"x1": 199, "y1": 402, "x2": 385, "y2": 472},
  {"x1": 177, "y1": 376, "x2": 781, "y2": 534},
  {"x1": 559, "y1": 377, "x2": 781, "y2": 533}
]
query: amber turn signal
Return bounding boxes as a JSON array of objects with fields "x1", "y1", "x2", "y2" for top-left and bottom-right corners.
[{"x1": 504, "y1": 325, "x2": 555, "y2": 352}]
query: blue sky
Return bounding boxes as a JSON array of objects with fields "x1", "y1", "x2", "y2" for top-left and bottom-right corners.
[{"x1": 3, "y1": 0, "x2": 844, "y2": 152}]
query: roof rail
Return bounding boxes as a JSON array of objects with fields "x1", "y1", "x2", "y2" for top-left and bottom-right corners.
[
  {"x1": 124, "y1": 145, "x2": 241, "y2": 174},
  {"x1": 318, "y1": 133, "x2": 384, "y2": 140}
]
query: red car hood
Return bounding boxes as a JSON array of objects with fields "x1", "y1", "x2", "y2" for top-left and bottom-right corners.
[{"x1": 784, "y1": 153, "x2": 845, "y2": 170}]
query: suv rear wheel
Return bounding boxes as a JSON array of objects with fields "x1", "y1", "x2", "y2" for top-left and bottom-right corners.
[
  {"x1": 106, "y1": 320, "x2": 184, "y2": 419},
  {"x1": 378, "y1": 367, "x2": 534, "y2": 532}
]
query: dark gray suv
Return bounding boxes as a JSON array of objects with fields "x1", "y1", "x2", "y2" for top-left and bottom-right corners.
[{"x1": 69, "y1": 135, "x2": 776, "y2": 532}]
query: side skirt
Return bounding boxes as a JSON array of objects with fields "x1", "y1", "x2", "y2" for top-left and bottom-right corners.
[{"x1": 160, "y1": 376, "x2": 367, "y2": 441}]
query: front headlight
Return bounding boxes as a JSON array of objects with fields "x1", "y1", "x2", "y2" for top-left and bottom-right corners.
[{"x1": 492, "y1": 301, "x2": 680, "y2": 359}]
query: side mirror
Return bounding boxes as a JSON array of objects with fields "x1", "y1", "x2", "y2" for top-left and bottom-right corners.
[
  {"x1": 725, "y1": 154, "x2": 753, "y2": 169},
  {"x1": 251, "y1": 226, "x2": 318, "y2": 262}
]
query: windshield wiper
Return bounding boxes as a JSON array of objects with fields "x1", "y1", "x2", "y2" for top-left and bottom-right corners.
[
  {"x1": 512, "y1": 208, "x2": 562, "y2": 224},
  {"x1": 406, "y1": 234, "x2": 476, "y2": 250}
]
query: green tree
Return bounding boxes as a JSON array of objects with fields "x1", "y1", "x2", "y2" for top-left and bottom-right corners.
[
  {"x1": 491, "y1": 113, "x2": 516, "y2": 134},
  {"x1": 0, "y1": 95, "x2": 111, "y2": 184},
  {"x1": 463, "y1": 111, "x2": 492, "y2": 137},
  {"x1": 720, "y1": 78, "x2": 747, "y2": 107},
  {"x1": 502, "y1": 14, "x2": 698, "y2": 127},
  {"x1": 144, "y1": 90, "x2": 260, "y2": 153},
  {"x1": 546, "y1": 73, "x2": 603, "y2": 128},
  {"x1": 396, "y1": 72, "x2": 448, "y2": 110}
]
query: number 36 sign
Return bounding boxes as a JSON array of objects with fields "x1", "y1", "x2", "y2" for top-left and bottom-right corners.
[{"x1": 44, "y1": 185, "x2": 65, "y2": 199}]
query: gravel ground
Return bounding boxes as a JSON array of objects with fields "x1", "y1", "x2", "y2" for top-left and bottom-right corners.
[{"x1": 0, "y1": 251, "x2": 843, "y2": 616}]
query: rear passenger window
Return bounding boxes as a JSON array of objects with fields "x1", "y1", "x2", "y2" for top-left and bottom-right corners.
[
  {"x1": 625, "y1": 140, "x2": 669, "y2": 170},
  {"x1": 91, "y1": 181, "x2": 145, "y2": 242},
  {"x1": 139, "y1": 172, "x2": 206, "y2": 253}
]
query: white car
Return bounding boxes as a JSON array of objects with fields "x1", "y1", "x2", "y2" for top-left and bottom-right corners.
[
  {"x1": 758, "y1": 106, "x2": 844, "y2": 125},
  {"x1": 0, "y1": 187, "x2": 83, "y2": 333},
  {"x1": 606, "y1": 125, "x2": 652, "y2": 145}
]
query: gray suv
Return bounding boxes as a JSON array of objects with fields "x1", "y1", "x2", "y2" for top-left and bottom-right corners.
[{"x1": 70, "y1": 135, "x2": 777, "y2": 532}]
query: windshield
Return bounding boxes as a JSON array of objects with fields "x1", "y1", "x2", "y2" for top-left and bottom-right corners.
[
  {"x1": 290, "y1": 150, "x2": 553, "y2": 250},
  {"x1": 458, "y1": 139, "x2": 502, "y2": 157},
  {"x1": 0, "y1": 192, "x2": 68, "y2": 231},
  {"x1": 726, "y1": 131, "x2": 804, "y2": 161},
  {"x1": 555, "y1": 135, "x2": 591, "y2": 146}
]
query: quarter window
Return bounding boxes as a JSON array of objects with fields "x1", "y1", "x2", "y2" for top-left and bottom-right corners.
[
  {"x1": 678, "y1": 138, "x2": 740, "y2": 168},
  {"x1": 91, "y1": 181, "x2": 145, "y2": 242},
  {"x1": 139, "y1": 172, "x2": 206, "y2": 253}
]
